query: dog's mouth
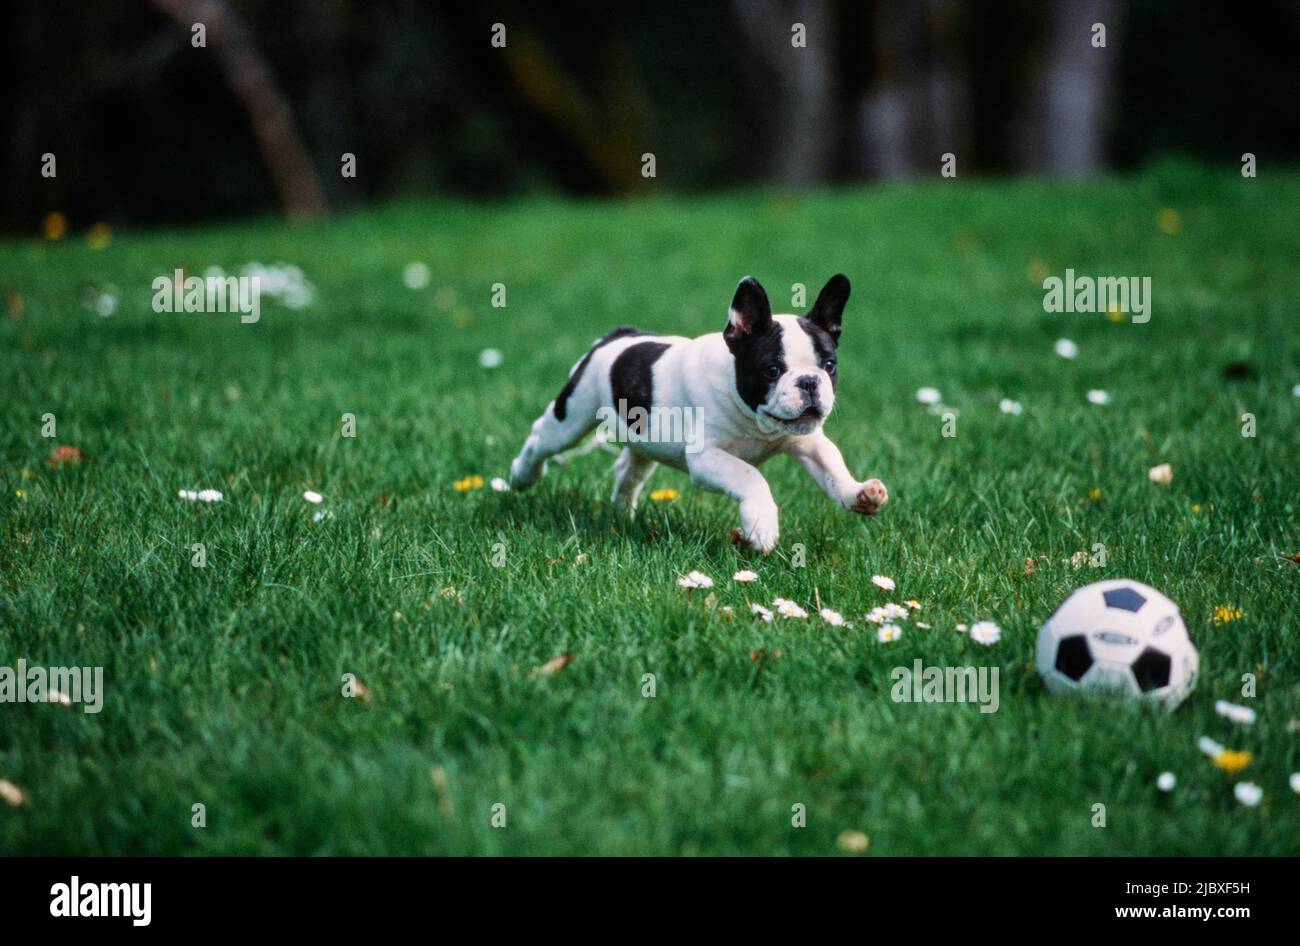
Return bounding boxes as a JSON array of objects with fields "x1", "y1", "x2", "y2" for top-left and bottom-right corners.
[{"x1": 765, "y1": 405, "x2": 824, "y2": 427}]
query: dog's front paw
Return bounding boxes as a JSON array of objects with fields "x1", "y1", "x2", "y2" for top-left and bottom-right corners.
[
  {"x1": 738, "y1": 498, "x2": 780, "y2": 554},
  {"x1": 851, "y1": 478, "x2": 889, "y2": 516}
]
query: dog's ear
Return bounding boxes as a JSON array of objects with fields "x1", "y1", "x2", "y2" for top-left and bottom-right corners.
[
  {"x1": 806, "y1": 274, "x2": 850, "y2": 343},
  {"x1": 724, "y1": 276, "x2": 772, "y2": 349}
]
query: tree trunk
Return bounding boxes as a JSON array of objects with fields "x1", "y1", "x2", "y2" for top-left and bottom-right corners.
[
  {"x1": 151, "y1": 0, "x2": 327, "y2": 219},
  {"x1": 1034, "y1": 0, "x2": 1116, "y2": 174},
  {"x1": 733, "y1": 0, "x2": 836, "y2": 187}
]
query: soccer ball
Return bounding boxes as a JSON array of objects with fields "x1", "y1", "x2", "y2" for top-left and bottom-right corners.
[{"x1": 1036, "y1": 578, "x2": 1199, "y2": 710}]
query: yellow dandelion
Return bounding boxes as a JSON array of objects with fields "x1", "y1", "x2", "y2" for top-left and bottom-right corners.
[
  {"x1": 1156, "y1": 207, "x2": 1182, "y2": 236},
  {"x1": 453, "y1": 475, "x2": 485, "y2": 492},
  {"x1": 41, "y1": 211, "x2": 67, "y2": 241},
  {"x1": 649, "y1": 487, "x2": 680, "y2": 502},
  {"x1": 86, "y1": 222, "x2": 112, "y2": 250},
  {"x1": 15, "y1": 489, "x2": 27, "y2": 499},
  {"x1": 1212, "y1": 749, "x2": 1252, "y2": 774},
  {"x1": 1211, "y1": 605, "x2": 1243, "y2": 626},
  {"x1": 1087, "y1": 488, "x2": 1105, "y2": 503}
]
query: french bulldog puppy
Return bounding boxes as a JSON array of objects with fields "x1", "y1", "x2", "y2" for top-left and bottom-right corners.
[{"x1": 508, "y1": 274, "x2": 888, "y2": 552}]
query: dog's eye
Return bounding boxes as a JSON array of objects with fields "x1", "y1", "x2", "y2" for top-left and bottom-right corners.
[
  {"x1": 823, "y1": 358, "x2": 836, "y2": 373},
  {"x1": 763, "y1": 364, "x2": 782, "y2": 380}
]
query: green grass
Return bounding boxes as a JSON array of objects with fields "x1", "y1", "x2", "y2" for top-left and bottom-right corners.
[{"x1": 2, "y1": 165, "x2": 1298, "y2": 855}]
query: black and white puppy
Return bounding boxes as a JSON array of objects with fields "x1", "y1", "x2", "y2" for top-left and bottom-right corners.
[{"x1": 508, "y1": 275, "x2": 888, "y2": 552}]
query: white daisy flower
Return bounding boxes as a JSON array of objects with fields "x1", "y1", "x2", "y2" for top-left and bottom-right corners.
[
  {"x1": 877, "y1": 624, "x2": 902, "y2": 643},
  {"x1": 1214, "y1": 700, "x2": 1257, "y2": 726},
  {"x1": 865, "y1": 607, "x2": 887, "y2": 624},
  {"x1": 1197, "y1": 736, "x2": 1225, "y2": 758},
  {"x1": 677, "y1": 571, "x2": 713, "y2": 590},
  {"x1": 915, "y1": 621, "x2": 931, "y2": 629},
  {"x1": 303, "y1": 490, "x2": 324, "y2": 504},
  {"x1": 93, "y1": 289, "x2": 118, "y2": 317},
  {"x1": 774, "y1": 598, "x2": 808, "y2": 619},
  {"x1": 1293, "y1": 384, "x2": 1300, "y2": 398},
  {"x1": 970, "y1": 621, "x2": 1001, "y2": 645},
  {"x1": 1290, "y1": 772, "x2": 1300, "y2": 794},
  {"x1": 999, "y1": 398, "x2": 1023, "y2": 415},
  {"x1": 818, "y1": 608, "x2": 846, "y2": 627},
  {"x1": 402, "y1": 261, "x2": 431, "y2": 290},
  {"x1": 732, "y1": 569, "x2": 759, "y2": 583},
  {"x1": 179, "y1": 488, "x2": 223, "y2": 503},
  {"x1": 905, "y1": 600, "x2": 922, "y2": 610},
  {"x1": 1054, "y1": 338, "x2": 1079, "y2": 360},
  {"x1": 280, "y1": 282, "x2": 314, "y2": 310},
  {"x1": 1156, "y1": 772, "x2": 1176, "y2": 792},
  {"x1": 915, "y1": 387, "x2": 942, "y2": 405},
  {"x1": 1148, "y1": 463, "x2": 1173, "y2": 486},
  {"x1": 1233, "y1": 782, "x2": 1263, "y2": 807},
  {"x1": 490, "y1": 477, "x2": 510, "y2": 492},
  {"x1": 881, "y1": 602, "x2": 910, "y2": 620},
  {"x1": 245, "y1": 262, "x2": 315, "y2": 309},
  {"x1": 955, "y1": 623, "x2": 968, "y2": 633},
  {"x1": 0, "y1": 780, "x2": 27, "y2": 807},
  {"x1": 1086, "y1": 389, "x2": 1110, "y2": 405},
  {"x1": 479, "y1": 348, "x2": 504, "y2": 369},
  {"x1": 750, "y1": 603, "x2": 774, "y2": 622},
  {"x1": 871, "y1": 575, "x2": 896, "y2": 591}
]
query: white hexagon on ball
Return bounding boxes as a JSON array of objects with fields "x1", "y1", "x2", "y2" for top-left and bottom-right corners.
[{"x1": 1036, "y1": 578, "x2": 1199, "y2": 710}]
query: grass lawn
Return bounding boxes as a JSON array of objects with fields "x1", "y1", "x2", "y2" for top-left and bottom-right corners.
[{"x1": 2, "y1": 165, "x2": 1298, "y2": 855}]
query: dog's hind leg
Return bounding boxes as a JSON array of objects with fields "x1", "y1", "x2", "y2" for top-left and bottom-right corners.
[
  {"x1": 509, "y1": 403, "x2": 600, "y2": 490},
  {"x1": 611, "y1": 447, "x2": 657, "y2": 513},
  {"x1": 509, "y1": 326, "x2": 641, "y2": 490}
]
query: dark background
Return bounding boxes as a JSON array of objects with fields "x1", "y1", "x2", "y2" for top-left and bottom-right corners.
[{"x1": 4, "y1": 0, "x2": 1299, "y2": 233}]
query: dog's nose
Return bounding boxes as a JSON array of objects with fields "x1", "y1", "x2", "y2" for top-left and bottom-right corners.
[{"x1": 795, "y1": 375, "x2": 819, "y2": 397}]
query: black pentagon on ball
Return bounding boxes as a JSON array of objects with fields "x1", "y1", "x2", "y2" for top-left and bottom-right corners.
[
  {"x1": 1132, "y1": 647, "x2": 1172, "y2": 691},
  {"x1": 1102, "y1": 586, "x2": 1147, "y2": 612},
  {"x1": 1055, "y1": 634, "x2": 1093, "y2": 681}
]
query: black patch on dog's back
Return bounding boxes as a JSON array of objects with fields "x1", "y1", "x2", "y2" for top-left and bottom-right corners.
[
  {"x1": 553, "y1": 325, "x2": 643, "y2": 420},
  {"x1": 731, "y1": 321, "x2": 786, "y2": 412},
  {"x1": 610, "y1": 341, "x2": 671, "y2": 435}
]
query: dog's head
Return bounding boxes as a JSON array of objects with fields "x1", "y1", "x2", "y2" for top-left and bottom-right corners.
[{"x1": 723, "y1": 274, "x2": 849, "y2": 436}]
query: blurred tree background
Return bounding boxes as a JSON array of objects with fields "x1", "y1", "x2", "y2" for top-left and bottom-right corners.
[{"x1": 3, "y1": 0, "x2": 1298, "y2": 232}]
